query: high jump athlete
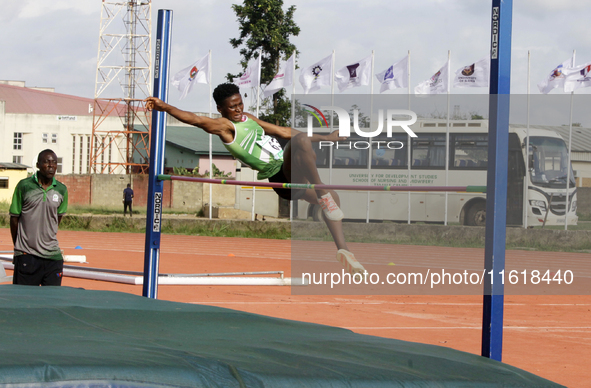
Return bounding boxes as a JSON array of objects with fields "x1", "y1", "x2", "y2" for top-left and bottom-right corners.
[{"x1": 145, "y1": 83, "x2": 365, "y2": 274}]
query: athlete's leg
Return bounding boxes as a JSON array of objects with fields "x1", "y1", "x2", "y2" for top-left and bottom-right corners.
[
  {"x1": 283, "y1": 133, "x2": 330, "y2": 197},
  {"x1": 284, "y1": 133, "x2": 344, "y2": 218},
  {"x1": 284, "y1": 133, "x2": 348, "y2": 249},
  {"x1": 300, "y1": 188, "x2": 348, "y2": 251}
]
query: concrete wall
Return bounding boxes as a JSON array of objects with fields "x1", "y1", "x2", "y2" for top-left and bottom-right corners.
[
  {"x1": 60, "y1": 174, "x2": 92, "y2": 206},
  {"x1": 171, "y1": 180, "x2": 203, "y2": 211},
  {"x1": 577, "y1": 187, "x2": 591, "y2": 218},
  {"x1": 572, "y1": 160, "x2": 591, "y2": 187},
  {"x1": 57, "y1": 174, "x2": 235, "y2": 213},
  {"x1": 203, "y1": 182, "x2": 236, "y2": 207}
]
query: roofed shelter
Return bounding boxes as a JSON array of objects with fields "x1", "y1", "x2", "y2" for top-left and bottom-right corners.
[{"x1": 0, "y1": 162, "x2": 28, "y2": 203}]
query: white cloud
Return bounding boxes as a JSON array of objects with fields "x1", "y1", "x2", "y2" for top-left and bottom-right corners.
[{"x1": 14, "y1": 0, "x2": 94, "y2": 19}]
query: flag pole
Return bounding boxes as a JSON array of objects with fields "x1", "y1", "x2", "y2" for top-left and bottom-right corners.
[
  {"x1": 444, "y1": 50, "x2": 451, "y2": 226},
  {"x1": 251, "y1": 48, "x2": 263, "y2": 221},
  {"x1": 255, "y1": 48, "x2": 262, "y2": 117},
  {"x1": 523, "y1": 50, "x2": 530, "y2": 228},
  {"x1": 329, "y1": 50, "x2": 335, "y2": 185},
  {"x1": 290, "y1": 53, "x2": 296, "y2": 222},
  {"x1": 407, "y1": 50, "x2": 412, "y2": 225},
  {"x1": 208, "y1": 50, "x2": 213, "y2": 220},
  {"x1": 565, "y1": 49, "x2": 576, "y2": 231},
  {"x1": 366, "y1": 50, "x2": 375, "y2": 223}
]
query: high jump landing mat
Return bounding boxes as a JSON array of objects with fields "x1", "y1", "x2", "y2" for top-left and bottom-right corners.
[{"x1": 0, "y1": 286, "x2": 562, "y2": 387}]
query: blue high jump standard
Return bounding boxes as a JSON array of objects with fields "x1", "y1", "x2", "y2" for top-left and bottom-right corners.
[
  {"x1": 482, "y1": 0, "x2": 512, "y2": 361},
  {"x1": 143, "y1": 9, "x2": 173, "y2": 299}
]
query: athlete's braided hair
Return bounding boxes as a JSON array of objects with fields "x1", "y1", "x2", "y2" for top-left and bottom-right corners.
[{"x1": 213, "y1": 83, "x2": 240, "y2": 106}]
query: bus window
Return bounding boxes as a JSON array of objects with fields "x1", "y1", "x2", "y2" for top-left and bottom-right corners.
[
  {"x1": 529, "y1": 136, "x2": 575, "y2": 188},
  {"x1": 453, "y1": 134, "x2": 488, "y2": 169},
  {"x1": 331, "y1": 144, "x2": 368, "y2": 167},
  {"x1": 411, "y1": 135, "x2": 445, "y2": 168},
  {"x1": 371, "y1": 135, "x2": 408, "y2": 168},
  {"x1": 314, "y1": 145, "x2": 329, "y2": 168}
]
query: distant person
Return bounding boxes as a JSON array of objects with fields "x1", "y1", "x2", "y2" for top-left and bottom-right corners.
[
  {"x1": 145, "y1": 83, "x2": 366, "y2": 275},
  {"x1": 9, "y1": 149, "x2": 68, "y2": 286},
  {"x1": 123, "y1": 183, "x2": 134, "y2": 217}
]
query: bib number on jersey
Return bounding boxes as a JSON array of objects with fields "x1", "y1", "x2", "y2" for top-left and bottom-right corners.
[{"x1": 256, "y1": 135, "x2": 284, "y2": 160}]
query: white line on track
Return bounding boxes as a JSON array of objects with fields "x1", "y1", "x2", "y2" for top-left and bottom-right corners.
[{"x1": 188, "y1": 301, "x2": 591, "y2": 306}]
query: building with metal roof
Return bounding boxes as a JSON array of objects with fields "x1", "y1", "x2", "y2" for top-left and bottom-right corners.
[
  {"x1": 164, "y1": 125, "x2": 236, "y2": 175},
  {"x1": 0, "y1": 81, "x2": 126, "y2": 174}
]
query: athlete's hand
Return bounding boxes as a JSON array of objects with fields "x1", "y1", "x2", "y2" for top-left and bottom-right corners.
[
  {"x1": 144, "y1": 97, "x2": 167, "y2": 112},
  {"x1": 324, "y1": 130, "x2": 347, "y2": 142}
]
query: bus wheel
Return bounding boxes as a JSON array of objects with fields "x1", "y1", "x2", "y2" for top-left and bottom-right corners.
[
  {"x1": 311, "y1": 204, "x2": 324, "y2": 222},
  {"x1": 467, "y1": 202, "x2": 486, "y2": 226}
]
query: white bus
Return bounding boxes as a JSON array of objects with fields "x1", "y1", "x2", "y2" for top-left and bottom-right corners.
[{"x1": 293, "y1": 119, "x2": 577, "y2": 227}]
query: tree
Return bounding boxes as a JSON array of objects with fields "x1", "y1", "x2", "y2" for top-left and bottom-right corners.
[{"x1": 227, "y1": 0, "x2": 300, "y2": 126}]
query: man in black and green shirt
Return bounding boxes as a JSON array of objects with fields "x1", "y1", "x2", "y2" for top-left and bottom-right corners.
[{"x1": 9, "y1": 149, "x2": 68, "y2": 286}]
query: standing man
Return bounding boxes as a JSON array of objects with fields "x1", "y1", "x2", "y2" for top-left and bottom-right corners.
[
  {"x1": 9, "y1": 149, "x2": 68, "y2": 286},
  {"x1": 123, "y1": 183, "x2": 134, "y2": 217},
  {"x1": 145, "y1": 83, "x2": 365, "y2": 274}
]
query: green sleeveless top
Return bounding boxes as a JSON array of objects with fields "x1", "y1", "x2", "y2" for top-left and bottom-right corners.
[{"x1": 223, "y1": 115, "x2": 284, "y2": 179}]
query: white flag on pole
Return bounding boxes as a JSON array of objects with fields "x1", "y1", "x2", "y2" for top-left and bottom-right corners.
[
  {"x1": 234, "y1": 55, "x2": 261, "y2": 89},
  {"x1": 537, "y1": 56, "x2": 574, "y2": 94},
  {"x1": 415, "y1": 61, "x2": 449, "y2": 94},
  {"x1": 262, "y1": 54, "x2": 295, "y2": 98},
  {"x1": 563, "y1": 62, "x2": 591, "y2": 92},
  {"x1": 335, "y1": 55, "x2": 372, "y2": 92},
  {"x1": 375, "y1": 56, "x2": 408, "y2": 93},
  {"x1": 172, "y1": 53, "x2": 210, "y2": 100},
  {"x1": 299, "y1": 54, "x2": 333, "y2": 94},
  {"x1": 453, "y1": 58, "x2": 489, "y2": 88}
]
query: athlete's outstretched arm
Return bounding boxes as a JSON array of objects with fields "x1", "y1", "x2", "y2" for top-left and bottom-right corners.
[
  {"x1": 145, "y1": 97, "x2": 233, "y2": 140},
  {"x1": 245, "y1": 113, "x2": 346, "y2": 142}
]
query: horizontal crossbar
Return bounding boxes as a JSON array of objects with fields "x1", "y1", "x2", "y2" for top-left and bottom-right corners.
[{"x1": 158, "y1": 175, "x2": 486, "y2": 193}]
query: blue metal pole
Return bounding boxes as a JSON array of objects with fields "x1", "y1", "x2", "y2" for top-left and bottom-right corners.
[
  {"x1": 482, "y1": 0, "x2": 512, "y2": 360},
  {"x1": 142, "y1": 9, "x2": 173, "y2": 299}
]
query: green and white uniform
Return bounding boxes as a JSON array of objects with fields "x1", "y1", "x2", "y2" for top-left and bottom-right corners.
[
  {"x1": 223, "y1": 115, "x2": 284, "y2": 180},
  {"x1": 9, "y1": 173, "x2": 68, "y2": 260}
]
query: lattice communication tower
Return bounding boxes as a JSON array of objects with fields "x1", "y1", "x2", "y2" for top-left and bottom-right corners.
[{"x1": 90, "y1": 0, "x2": 152, "y2": 174}]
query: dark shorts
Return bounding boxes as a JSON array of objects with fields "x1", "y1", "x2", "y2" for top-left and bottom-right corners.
[
  {"x1": 268, "y1": 165, "x2": 306, "y2": 201},
  {"x1": 13, "y1": 254, "x2": 64, "y2": 286}
]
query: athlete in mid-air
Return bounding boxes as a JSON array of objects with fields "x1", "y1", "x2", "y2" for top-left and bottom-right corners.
[{"x1": 145, "y1": 83, "x2": 365, "y2": 274}]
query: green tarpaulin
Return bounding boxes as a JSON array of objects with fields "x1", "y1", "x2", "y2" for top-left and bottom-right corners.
[{"x1": 0, "y1": 286, "x2": 562, "y2": 387}]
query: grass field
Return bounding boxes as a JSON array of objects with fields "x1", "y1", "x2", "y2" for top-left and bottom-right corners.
[{"x1": 2, "y1": 201, "x2": 591, "y2": 251}]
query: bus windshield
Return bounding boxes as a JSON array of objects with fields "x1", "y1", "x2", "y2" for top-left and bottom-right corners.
[{"x1": 529, "y1": 136, "x2": 576, "y2": 188}]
